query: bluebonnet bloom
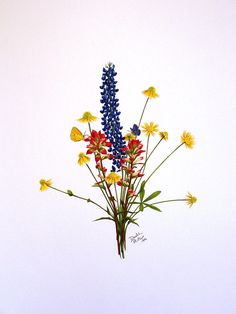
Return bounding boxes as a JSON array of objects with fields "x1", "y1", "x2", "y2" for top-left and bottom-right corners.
[
  {"x1": 130, "y1": 124, "x2": 141, "y2": 136},
  {"x1": 100, "y1": 63, "x2": 126, "y2": 170}
]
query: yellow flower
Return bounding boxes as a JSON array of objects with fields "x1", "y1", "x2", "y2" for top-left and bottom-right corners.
[
  {"x1": 70, "y1": 127, "x2": 84, "y2": 142},
  {"x1": 181, "y1": 131, "x2": 195, "y2": 149},
  {"x1": 78, "y1": 112, "x2": 98, "y2": 123},
  {"x1": 124, "y1": 132, "x2": 136, "y2": 141},
  {"x1": 141, "y1": 122, "x2": 159, "y2": 136},
  {"x1": 159, "y1": 131, "x2": 168, "y2": 141},
  {"x1": 39, "y1": 179, "x2": 52, "y2": 191},
  {"x1": 78, "y1": 152, "x2": 90, "y2": 166},
  {"x1": 143, "y1": 86, "x2": 159, "y2": 98},
  {"x1": 105, "y1": 172, "x2": 121, "y2": 184},
  {"x1": 186, "y1": 192, "x2": 197, "y2": 207}
]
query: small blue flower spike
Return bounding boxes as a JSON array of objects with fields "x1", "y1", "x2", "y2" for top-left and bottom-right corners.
[{"x1": 130, "y1": 124, "x2": 141, "y2": 136}]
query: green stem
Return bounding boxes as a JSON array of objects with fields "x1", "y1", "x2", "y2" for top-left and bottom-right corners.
[
  {"x1": 145, "y1": 137, "x2": 163, "y2": 165},
  {"x1": 97, "y1": 161, "x2": 121, "y2": 257},
  {"x1": 143, "y1": 134, "x2": 150, "y2": 173},
  {"x1": 48, "y1": 186, "x2": 108, "y2": 213},
  {"x1": 130, "y1": 199, "x2": 187, "y2": 220},
  {"x1": 120, "y1": 168, "x2": 125, "y2": 209},
  {"x1": 138, "y1": 97, "x2": 149, "y2": 127},
  {"x1": 127, "y1": 142, "x2": 183, "y2": 213},
  {"x1": 135, "y1": 137, "x2": 163, "y2": 190},
  {"x1": 129, "y1": 204, "x2": 141, "y2": 219},
  {"x1": 88, "y1": 122, "x2": 92, "y2": 134},
  {"x1": 86, "y1": 164, "x2": 113, "y2": 212},
  {"x1": 114, "y1": 183, "x2": 120, "y2": 209},
  {"x1": 145, "y1": 143, "x2": 184, "y2": 184},
  {"x1": 127, "y1": 137, "x2": 163, "y2": 211},
  {"x1": 152, "y1": 199, "x2": 186, "y2": 205}
]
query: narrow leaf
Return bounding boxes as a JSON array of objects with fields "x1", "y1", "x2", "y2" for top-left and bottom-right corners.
[
  {"x1": 144, "y1": 203, "x2": 162, "y2": 212},
  {"x1": 93, "y1": 217, "x2": 115, "y2": 222},
  {"x1": 139, "y1": 180, "x2": 146, "y2": 202},
  {"x1": 144, "y1": 191, "x2": 161, "y2": 202},
  {"x1": 125, "y1": 216, "x2": 140, "y2": 227}
]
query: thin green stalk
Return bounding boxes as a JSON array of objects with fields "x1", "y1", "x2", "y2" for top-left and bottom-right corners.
[
  {"x1": 145, "y1": 143, "x2": 184, "y2": 184},
  {"x1": 124, "y1": 170, "x2": 133, "y2": 212},
  {"x1": 97, "y1": 160, "x2": 121, "y2": 257},
  {"x1": 138, "y1": 97, "x2": 149, "y2": 127},
  {"x1": 127, "y1": 137, "x2": 162, "y2": 210},
  {"x1": 145, "y1": 137, "x2": 163, "y2": 165},
  {"x1": 143, "y1": 134, "x2": 150, "y2": 173},
  {"x1": 48, "y1": 186, "x2": 108, "y2": 213},
  {"x1": 87, "y1": 163, "x2": 121, "y2": 256},
  {"x1": 129, "y1": 204, "x2": 141, "y2": 219},
  {"x1": 152, "y1": 199, "x2": 186, "y2": 205},
  {"x1": 86, "y1": 164, "x2": 113, "y2": 212},
  {"x1": 127, "y1": 142, "x2": 183, "y2": 213},
  {"x1": 88, "y1": 122, "x2": 92, "y2": 134},
  {"x1": 114, "y1": 183, "x2": 120, "y2": 209},
  {"x1": 120, "y1": 168, "x2": 125, "y2": 208},
  {"x1": 97, "y1": 168, "x2": 114, "y2": 212},
  {"x1": 133, "y1": 137, "x2": 163, "y2": 193},
  {"x1": 130, "y1": 199, "x2": 187, "y2": 220}
]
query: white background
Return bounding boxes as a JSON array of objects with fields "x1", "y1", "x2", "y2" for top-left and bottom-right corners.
[{"x1": 1, "y1": 0, "x2": 236, "y2": 313}]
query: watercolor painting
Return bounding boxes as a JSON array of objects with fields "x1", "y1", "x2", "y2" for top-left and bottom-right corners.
[{"x1": 40, "y1": 63, "x2": 197, "y2": 259}]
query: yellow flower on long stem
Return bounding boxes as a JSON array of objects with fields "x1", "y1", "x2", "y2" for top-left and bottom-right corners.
[
  {"x1": 141, "y1": 122, "x2": 159, "y2": 136},
  {"x1": 159, "y1": 131, "x2": 168, "y2": 141},
  {"x1": 78, "y1": 152, "x2": 90, "y2": 166},
  {"x1": 105, "y1": 172, "x2": 121, "y2": 184},
  {"x1": 186, "y1": 192, "x2": 197, "y2": 207},
  {"x1": 39, "y1": 179, "x2": 52, "y2": 191},
  {"x1": 143, "y1": 86, "x2": 159, "y2": 98},
  {"x1": 78, "y1": 112, "x2": 98, "y2": 123},
  {"x1": 181, "y1": 131, "x2": 195, "y2": 149}
]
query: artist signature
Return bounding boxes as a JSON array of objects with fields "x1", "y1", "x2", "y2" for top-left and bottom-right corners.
[{"x1": 129, "y1": 232, "x2": 147, "y2": 244}]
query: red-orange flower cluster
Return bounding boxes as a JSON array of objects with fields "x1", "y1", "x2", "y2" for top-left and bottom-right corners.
[
  {"x1": 85, "y1": 130, "x2": 111, "y2": 155},
  {"x1": 85, "y1": 130, "x2": 114, "y2": 176},
  {"x1": 117, "y1": 139, "x2": 145, "y2": 192},
  {"x1": 121, "y1": 139, "x2": 145, "y2": 165}
]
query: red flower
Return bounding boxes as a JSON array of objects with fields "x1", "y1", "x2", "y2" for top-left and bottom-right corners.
[
  {"x1": 121, "y1": 139, "x2": 145, "y2": 164},
  {"x1": 85, "y1": 130, "x2": 111, "y2": 155}
]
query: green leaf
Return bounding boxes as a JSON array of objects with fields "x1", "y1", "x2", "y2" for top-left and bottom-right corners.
[
  {"x1": 93, "y1": 217, "x2": 115, "y2": 222},
  {"x1": 125, "y1": 216, "x2": 139, "y2": 227},
  {"x1": 140, "y1": 203, "x2": 144, "y2": 212},
  {"x1": 139, "y1": 180, "x2": 146, "y2": 202},
  {"x1": 144, "y1": 203, "x2": 162, "y2": 212},
  {"x1": 144, "y1": 191, "x2": 161, "y2": 202}
]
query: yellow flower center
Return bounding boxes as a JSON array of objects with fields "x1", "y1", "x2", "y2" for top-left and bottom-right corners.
[{"x1": 141, "y1": 122, "x2": 159, "y2": 136}]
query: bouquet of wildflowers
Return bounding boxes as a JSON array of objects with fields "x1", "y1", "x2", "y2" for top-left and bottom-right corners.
[{"x1": 40, "y1": 63, "x2": 197, "y2": 258}]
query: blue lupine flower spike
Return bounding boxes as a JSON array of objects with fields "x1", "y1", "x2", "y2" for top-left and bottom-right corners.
[{"x1": 100, "y1": 63, "x2": 126, "y2": 170}]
